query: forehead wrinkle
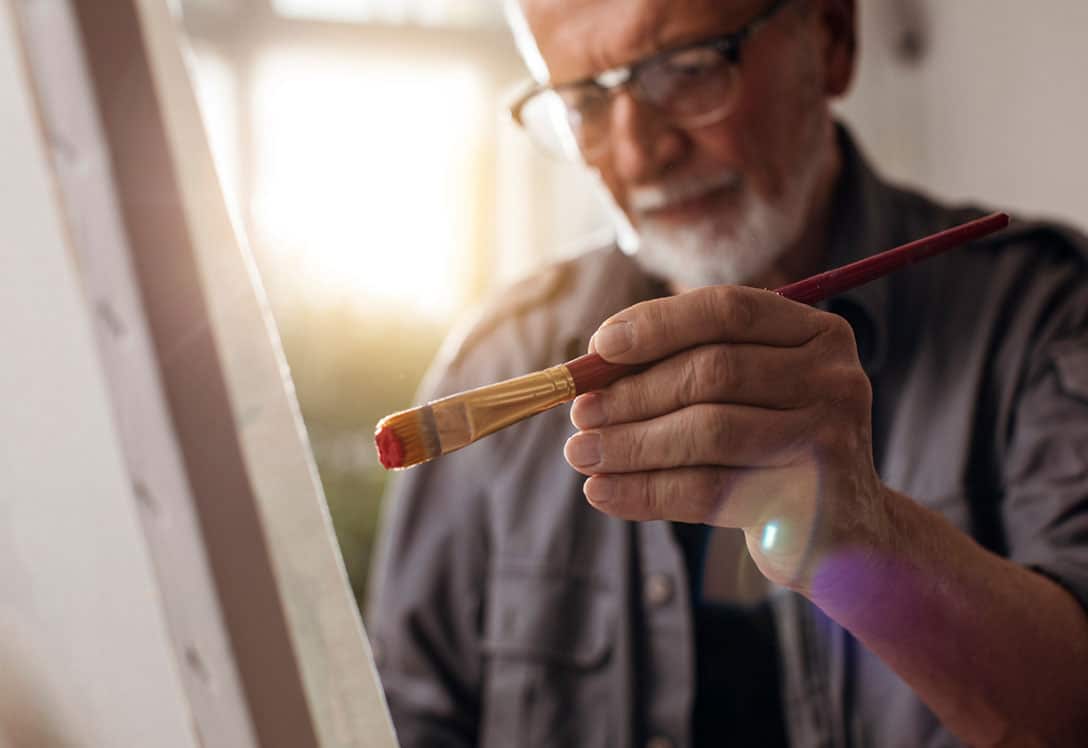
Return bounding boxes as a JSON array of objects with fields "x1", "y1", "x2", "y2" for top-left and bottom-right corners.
[
  {"x1": 524, "y1": 0, "x2": 767, "y2": 84},
  {"x1": 562, "y1": 13, "x2": 660, "y2": 80},
  {"x1": 530, "y1": 1, "x2": 665, "y2": 82}
]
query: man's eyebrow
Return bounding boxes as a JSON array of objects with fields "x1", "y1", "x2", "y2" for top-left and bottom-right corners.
[
  {"x1": 552, "y1": 21, "x2": 738, "y2": 90},
  {"x1": 545, "y1": 0, "x2": 756, "y2": 89}
]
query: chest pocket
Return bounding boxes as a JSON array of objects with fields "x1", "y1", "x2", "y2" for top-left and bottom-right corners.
[{"x1": 480, "y1": 560, "x2": 617, "y2": 748}]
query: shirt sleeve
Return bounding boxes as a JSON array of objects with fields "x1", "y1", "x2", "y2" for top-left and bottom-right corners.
[
  {"x1": 1002, "y1": 289, "x2": 1088, "y2": 612},
  {"x1": 366, "y1": 358, "x2": 494, "y2": 747}
]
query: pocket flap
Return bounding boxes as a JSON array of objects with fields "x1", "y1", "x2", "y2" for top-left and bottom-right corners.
[{"x1": 481, "y1": 560, "x2": 615, "y2": 668}]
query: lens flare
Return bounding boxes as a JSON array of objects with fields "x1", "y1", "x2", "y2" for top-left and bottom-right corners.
[{"x1": 761, "y1": 522, "x2": 780, "y2": 551}]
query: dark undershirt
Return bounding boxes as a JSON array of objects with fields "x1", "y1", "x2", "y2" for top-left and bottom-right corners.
[{"x1": 671, "y1": 522, "x2": 789, "y2": 747}]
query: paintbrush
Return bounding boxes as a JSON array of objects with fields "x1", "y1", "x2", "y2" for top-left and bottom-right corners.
[{"x1": 375, "y1": 211, "x2": 1009, "y2": 470}]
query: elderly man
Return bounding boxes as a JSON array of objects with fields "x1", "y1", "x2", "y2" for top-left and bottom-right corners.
[{"x1": 369, "y1": 0, "x2": 1088, "y2": 745}]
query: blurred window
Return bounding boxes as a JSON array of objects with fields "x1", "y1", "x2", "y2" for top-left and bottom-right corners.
[
  {"x1": 177, "y1": 0, "x2": 607, "y2": 613},
  {"x1": 251, "y1": 48, "x2": 485, "y2": 318},
  {"x1": 271, "y1": 0, "x2": 503, "y2": 27}
]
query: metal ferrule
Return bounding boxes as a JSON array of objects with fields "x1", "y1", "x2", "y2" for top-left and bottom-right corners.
[{"x1": 429, "y1": 364, "x2": 577, "y2": 454}]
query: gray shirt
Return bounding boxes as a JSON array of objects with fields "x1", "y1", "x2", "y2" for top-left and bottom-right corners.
[{"x1": 368, "y1": 130, "x2": 1088, "y2": 747}]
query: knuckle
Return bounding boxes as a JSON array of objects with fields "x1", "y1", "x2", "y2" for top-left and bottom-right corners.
[
  {"x1": 678, "y1": 357, "x2": 702, "y2": 406},
  {"x1": 706, "y1": 469, "x2": 732, "y2": 516},
  {"x1": 781, "y1": 420, "x2": 815, "y2": 462},
  {"x1": 633, "y1": 378, "x2": 656, "y2": 418},
  {"x1": 803, "y1": 368, "x2": 838, "y2": 406},
  {"x1": 682, "y1": 412, "x2": 704, "y2": 461},
  {"x1": 715, "y1": 286, "x2": 755, "y2": 333},
  {"x1": 833, "y1": 366, "x2": 871, "y2": 403},
  {"x1": 645, "y1": 299, "x2": 673, "y2": 342},
  {"x1": 700, "y1": 469, "x2": 735, "y2": 524},
  {"x1": 614, "y1": 376, "x2": 650, "y2": 421},
  {"x1": 709, "y1": 345, "x2": 737, "y2": 393},
  {"x1": 633, "y1": 475, "x2": 654, "y2": 514},
  {"x1": 702, "y1": 285, "x2": 727, "y2": 315},
  {"x1": 705, "y1": 407, "x2": 735, "y2": 458},
  {"x1": 785, "y1": 366, "x2": 818, "y2": 407},
  {"x1": 811, "y1": 367, "x2": 872, "y2": 436},
  {"x1": 638, "y1": 474, "x2": 668, "y2": 519},
  {"x1": 847, "y1": 366, "x2": 873, "y2": 394},
  {"x1": 810, "y1": 416, "x2": 847, "y2": 454},
  {"x1": 843, "y1": 369, "x2": 873, "y2": 411},
  {"x1": 670, "y1": 471, "x2": 710, "y2": 523},
  {"x1": 820, "y1": 371, "x2": 857, "y2": 410},
  {"x1": 821, "y1": 314, "x2": 859, "y2": 354},
  {"x1": 623, "y1": 426, "x2": 652, "y2": 467},
  {"x1": 689, "y1": 346, "x2": 735, "y2": 401}
]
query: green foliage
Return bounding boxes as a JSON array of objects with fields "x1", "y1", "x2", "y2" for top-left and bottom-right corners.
[{"x1": 277, "y1": 300, "x2": 448, "y2": 617}]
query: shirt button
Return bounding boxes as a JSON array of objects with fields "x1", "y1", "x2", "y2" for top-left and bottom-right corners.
[
  {"x1": 644, "y1": 573, "x2": 674, "y2": 607},
  {"x1": 646, "y1": 736, "x2": 674, "y2": 748}
]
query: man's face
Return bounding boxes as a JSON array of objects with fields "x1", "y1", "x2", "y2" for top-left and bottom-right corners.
[{"x1": 521, "y1": 0, "x2": 852, "y2": 288}]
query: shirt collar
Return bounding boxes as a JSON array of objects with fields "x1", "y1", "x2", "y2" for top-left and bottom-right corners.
[{"x1": 823, "y1": 125, "x2": 899, "y2": 377}]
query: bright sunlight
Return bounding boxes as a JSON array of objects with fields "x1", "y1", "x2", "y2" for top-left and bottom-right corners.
[{"x1": 251, "y1": 48, "x2": 486, "y2": 318}]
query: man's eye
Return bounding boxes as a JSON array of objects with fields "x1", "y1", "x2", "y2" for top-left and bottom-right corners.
[{"x1": 663, "y1": 47, "x2": 724, "y2": 75}]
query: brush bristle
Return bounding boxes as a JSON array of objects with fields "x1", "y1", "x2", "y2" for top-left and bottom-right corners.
[{"x1": 375, "y1": 406, "x2": 441, "y2": 470}]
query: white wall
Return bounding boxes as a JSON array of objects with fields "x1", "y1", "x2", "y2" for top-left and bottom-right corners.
[{"x1": 839, "y1": 0, "x2": 1088, "y2": 232}]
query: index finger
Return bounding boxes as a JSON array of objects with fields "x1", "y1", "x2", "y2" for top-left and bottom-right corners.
[{"x1": 588, "y1": 285, "x2": 825, "y2": 364}]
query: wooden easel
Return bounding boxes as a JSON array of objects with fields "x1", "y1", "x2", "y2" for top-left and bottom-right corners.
[{"x1": 0, "y1": 1, "x2": 397, "y2": 745}]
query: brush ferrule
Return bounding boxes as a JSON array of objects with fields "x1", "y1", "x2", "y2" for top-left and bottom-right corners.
[{"x1": 430, "y1": 364, "x2": 576, "y2": 453}]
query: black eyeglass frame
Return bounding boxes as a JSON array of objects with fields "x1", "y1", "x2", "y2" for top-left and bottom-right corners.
[{"x1": 509, "y1": 0, "x2": 792, "y2": 142}]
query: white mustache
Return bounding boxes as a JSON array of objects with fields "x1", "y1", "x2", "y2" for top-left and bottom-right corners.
[{"x1": 628, "y1": 172, "x2": 741, "y2": 213}]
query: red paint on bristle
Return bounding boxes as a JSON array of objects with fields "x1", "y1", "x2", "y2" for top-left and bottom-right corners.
[{"x1": 375, "y1": 425, "x2": 405, "y2": 469}]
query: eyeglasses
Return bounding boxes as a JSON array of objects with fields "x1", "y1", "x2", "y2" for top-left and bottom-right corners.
[{"x1": 509, "y1": 0, "x2": 792, "y2": 161}]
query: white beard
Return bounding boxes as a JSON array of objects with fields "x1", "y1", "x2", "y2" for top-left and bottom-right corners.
[
  {"x1": 625, "y1": 135, "x2": 830, "y2": 289},
  {"x1": 633, "y1": 184, "x2": 792, "y2": 289}
]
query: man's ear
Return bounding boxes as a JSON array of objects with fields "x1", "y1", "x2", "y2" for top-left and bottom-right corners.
[{"x1": 816, "y1": 0, "x2": 857, "y2": 97}]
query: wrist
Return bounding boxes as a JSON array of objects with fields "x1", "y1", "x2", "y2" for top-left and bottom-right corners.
[{"x1": 801, "y1": 482, "x2": 906, "y2": 616}]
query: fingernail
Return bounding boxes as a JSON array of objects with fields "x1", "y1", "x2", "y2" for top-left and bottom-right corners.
[
  {"x1": 564, "y1": 432, "x2": 602, "y2": 468},
  {"x1": 584, "y1": 476, "x2": 614, "y2": 505},
  {"x1": 590, "y1": 321, "x2": 632, "y2": 358},
  {"x1": 571, "y1": 393, "x2": 607, "y2": 429}
]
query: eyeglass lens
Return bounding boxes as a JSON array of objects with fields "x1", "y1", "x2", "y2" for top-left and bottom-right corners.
[{"x1": 529, "y1": 44, "x2": 741, "y2": 157}]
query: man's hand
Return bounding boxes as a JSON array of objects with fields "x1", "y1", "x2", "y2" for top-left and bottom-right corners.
[{"x1": 564, "y1": 285, "x2": 888, "y2": 590}]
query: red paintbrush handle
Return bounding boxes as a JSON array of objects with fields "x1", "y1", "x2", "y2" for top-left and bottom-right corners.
[
  {"x1": 775, "y1": 212, "x2": 1009, "y2": 304},
  {"x1": 565, "y1": 212, "x2": 1010, "y2": 395},
  {"x1": 566, "y1": 353, "x2": 642, "y2": 394}
]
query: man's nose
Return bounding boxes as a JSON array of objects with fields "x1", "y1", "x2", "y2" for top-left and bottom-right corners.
[{"x1": 607, "y1": 90, "x2": 686, "y2": 184}]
